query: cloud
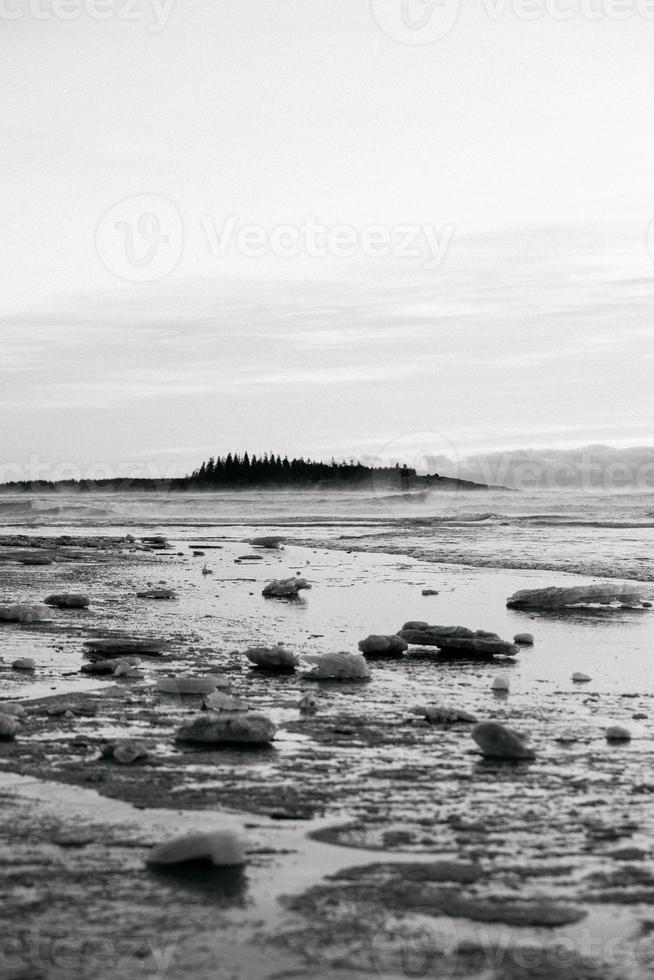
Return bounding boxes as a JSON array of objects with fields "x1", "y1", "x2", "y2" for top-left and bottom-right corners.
[{"x1": 441, "y1": 445, "x2": 654, "y2": 491}]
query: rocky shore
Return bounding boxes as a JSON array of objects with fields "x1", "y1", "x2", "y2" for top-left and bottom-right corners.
[{"x1": 1, "y1": 529, "x2": 653, "y2": 979}]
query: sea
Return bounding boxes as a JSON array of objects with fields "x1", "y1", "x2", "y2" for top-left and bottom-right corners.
[{"x1": 1, "y1": 487, "x2": 653, "y2": 583}]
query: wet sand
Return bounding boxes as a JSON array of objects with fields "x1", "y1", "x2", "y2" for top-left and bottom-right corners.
[{"x1": 1, "y1": 529, "x2": 654, "y2": 979}]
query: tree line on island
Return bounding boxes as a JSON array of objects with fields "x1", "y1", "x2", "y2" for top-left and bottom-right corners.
[
  {"x1": 0, "y1": 452, "x2": 506, "y2": 491},
  {"x1": 189, "y1": 452, "x2": 415, "y2": 488}
]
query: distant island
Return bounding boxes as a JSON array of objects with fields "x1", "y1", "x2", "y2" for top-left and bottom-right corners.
[{"x1": 0, "y1": 452, "x2": 511, "y2": 492}]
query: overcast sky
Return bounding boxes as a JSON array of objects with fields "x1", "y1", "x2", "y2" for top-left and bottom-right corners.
[{"x1": 2, "y1": 0, "x2": 654, "y2": 477}]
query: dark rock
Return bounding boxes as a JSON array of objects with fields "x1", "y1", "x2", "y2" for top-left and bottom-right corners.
[
  {"x1": 147, "y1": 830, "x2": 246, "y2": 867},
  {"x1": 249, "y1": 536, "x2": 285, "y2": 549},
  {"x1": 245, "y1": 646, "x2": 299, "y2": 671},
  {"x1": 262, "y1": 577, "x2": 310, "y2": 598},
  {"x1": 507, "y1": 584, "x2": 646, "y2": 610},
  {"x1": 45, "y1": 594, "x2": 90, "y2": 609},
  {"x1": 472, "y1": 721, "x2": 535, "y2": 760},
  {"x1": 358, "y1": 634, "x2": 408, "y2": 657},
  {"x1": 606, "y1": 726, "x2": 631, "y2": 742},
  {"x1": 177, "y1": 712, "x2": 277, "y2": 745},
  {"x1": 399, "y1": 624, "x2": 519, "y2": 658}
]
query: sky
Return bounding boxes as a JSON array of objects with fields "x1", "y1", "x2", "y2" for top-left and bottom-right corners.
[{"x1": 2, "y1": 0, "x2": 654, "y2": 479}]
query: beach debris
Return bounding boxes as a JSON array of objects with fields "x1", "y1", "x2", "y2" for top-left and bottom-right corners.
[
  {"x1": 236, "y1": 555, "x2": 263, "y2": 561},
  {"x1": 44, "y1": 594, "x2": 90, "y2": 609},
  {"x1": 147, "y1": 829, "x2": 246, "y2": 868},
  {"x1": 298, "y1": 692, "x2": 318, "y2": 715},
  {"x1": 156, "y1": 675, "x2": 219, "y2": 696},
  {"x1": 250, "y1": 535, "x2": 285, "y2": 550},
  {"x1": 83, "y1": 637, "x2": 170, "y2": 657},
  {"x1": 192, "y1": 550, "x2": 205, "y2": 557},
  {"x1": 81, "y1": 656, "x2": 142, "y2": 675},
  {"x1": 492, "y1": 675, "x2": 510, "y2": 692},
  {"x1": 301, "y1": 652, "x2": 371, "y2": 681},
  {"x1": 411, "y1": 704, "x2": 477, "y2": 725},
  {"x1": 421, "y1": 589, "x2": 439, "y2": 597},
  {"x1": 606, "y1": 726, "x2": 631, "y2": 742},
  {"x1": 398, "y1": 624, "x2": 519, "y2": 659},
  {"x1": 472, "y1": 721, "x2": 535, "y2": 760},
  {"x1": 19, "y1": 554, "x2": 54, "y2": 565},
  {"x1": 506, "y1": 584, "x2": 647, "y2": 610},
  {"x1": 177, "y1": 712, "x2": 277, "y2": 745},
  {"x1": 572, "y1": 672, "x2": 591, "y2": 683},
  {"x1": 203, "y1": 691, "x2": 248, "y2": 712},
  {"x1": 358, "y1": 634, "x2": 408, "y2": 657},
  {"x1": 0, "y1": 603, "x2": 52, "y2": 624},
  {"x1": 136, "y1": 588, "x2": 177, "y2": 600},
  {"x1": 0, "y1": 714, "x2": 19, "y2": 739},
  {"x1": 12, "y1": 658, "x2": 35, "y2": 672},
  {"x1": 245, "y1": 646, "x2": 299, "y2": 672},
  {"x1": 513, "y1": 632, "x2": 534, "y2": 645},
  {"x1": 201, "y1": 564, "x2": 213, "y2": 575},
  {"x1": 101, "y1": 739, "x2": 150, "y2": 764},
  {"x1": 0, "y1": 702, "x2": 26, "y2": 717},
  {"x1": 262, "y1": 577, "x2": 310, "y2": 598}
]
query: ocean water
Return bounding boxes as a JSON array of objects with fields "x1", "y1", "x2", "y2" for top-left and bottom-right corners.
[{"x1": 0, "y1": 487, "x2": 653, "y2": 582}]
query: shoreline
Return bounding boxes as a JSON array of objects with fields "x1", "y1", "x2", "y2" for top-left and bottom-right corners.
[{"x1": 1, "y1": 530, "x2": 654, "y2": 978}]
